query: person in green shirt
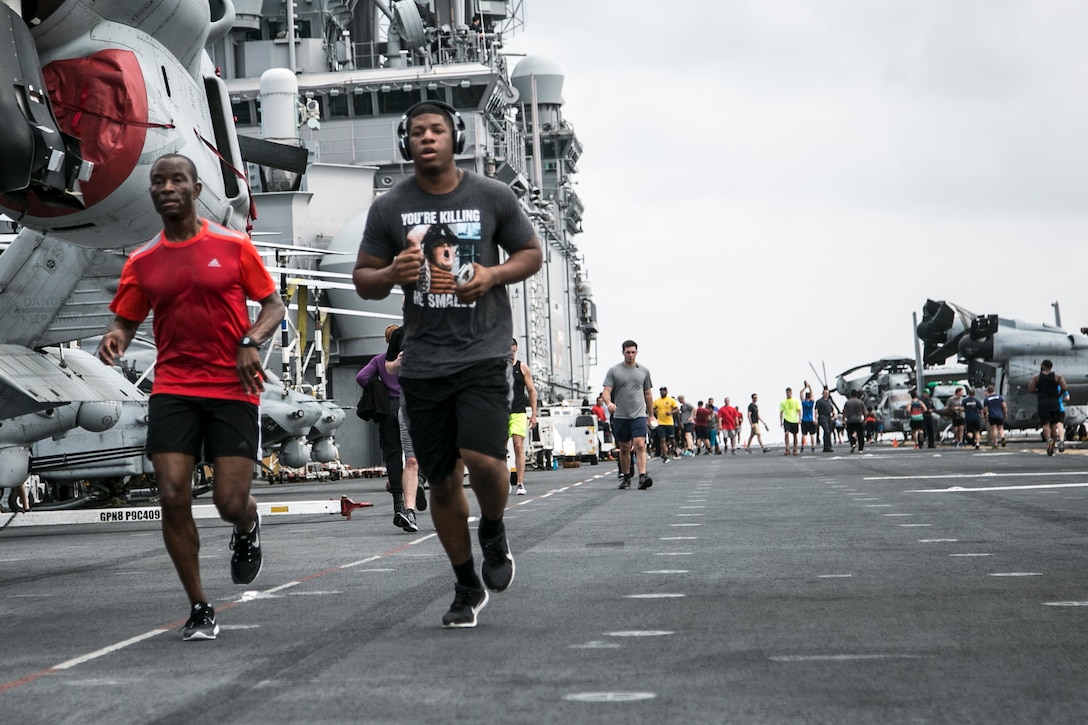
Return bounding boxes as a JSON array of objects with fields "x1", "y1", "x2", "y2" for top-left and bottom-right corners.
[{"x1": 779, "y1": 387, "x2": 802, "y2": 455}]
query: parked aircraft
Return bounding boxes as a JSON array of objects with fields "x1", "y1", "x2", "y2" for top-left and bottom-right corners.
[
  {"x1": 835, "y1": 356, "x2": 966, "y2": 436},
  {"x1": 0, "y1": 1, "x2": 250, "y2": 408},
  {"x1": 0, "y1": 2, "x2": 344, "y2": 498},
  {"x1": 107, "y1": 340, "x2": 345, "y2": 473},
  {"x1": 916, "y1": 299, "x2": 1088, "y2": 431},
  {"x1": 0, "y1": 343, "x2": 344, "y2": 511}
]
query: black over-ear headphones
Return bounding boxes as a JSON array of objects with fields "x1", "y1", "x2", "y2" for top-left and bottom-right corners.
[{"x1": 397, "y1": 100, "x2": 466, "y2": 161}]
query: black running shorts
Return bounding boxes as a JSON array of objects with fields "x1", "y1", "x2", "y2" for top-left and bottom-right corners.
[
  {"x1": 400, "y1": 358, "x2": 512, "y2": 483},
  {"x1": 1039, "y1": 410, "x2": 1065, "y2": 425},
  {"x1": 147, "y1": 394, "x2": 260, "y2": 461}
]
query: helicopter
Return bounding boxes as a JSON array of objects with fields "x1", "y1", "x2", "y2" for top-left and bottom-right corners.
[
  {"x1": 0, "y1": 1, "x2": 252, "y2": 414},
  {"x1": 0, "y1": 341, "x2": 345, "y2": 511},
  {"x1": 834, "y1": 356, "x2": 967, "y2": 436},
  {"x1": 916, "y1": 299, "x2": 1088, "y2": 432},
  {"x1": 0, "y1": 1, "x2": 346, "y2": 499}
]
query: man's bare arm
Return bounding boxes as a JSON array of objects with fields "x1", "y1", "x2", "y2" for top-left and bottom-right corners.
[
  {"x1": 96, "y1": 316, "x2": 141, "y2": 366},
  {"x1": 602, "y1": 385, "x2": 616, "y2": 414},
  {"x1": 523, "y1": 363, "x2": 539, "y2": 427},
  {"x1": 353, "y1": 243, "x2": 425, "y2": 300},
  {"x1": 236, "y1": 291, "x2": 286, "y2": 394},
  {"x1": 246, "y1": 291, "x2": 287, "y2": 344}
]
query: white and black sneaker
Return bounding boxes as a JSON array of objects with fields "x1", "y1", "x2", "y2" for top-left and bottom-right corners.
[
  {"x1": 442, "y1": 583, "x2": 489, "y2": 628},
  {"x1": 393, "y1": 509, "x2": 411, "y2": 531},
  {"x1": 229, "y1": 512, "x2": 263, "y2": 585},
  {"x1": 182, "y1": 602, "x2": 219, "y2": 641},
  {"x1": 400, "y1": 509, "x2": 419, "y2": 533}
]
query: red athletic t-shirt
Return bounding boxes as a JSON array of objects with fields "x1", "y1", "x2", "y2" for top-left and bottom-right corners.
[
  {"x1": 110, "y1": 219, "x2": 276, "y2": 403},
  {"x1": 718, "y1": 406, "x2": 742, "y2": 430}
]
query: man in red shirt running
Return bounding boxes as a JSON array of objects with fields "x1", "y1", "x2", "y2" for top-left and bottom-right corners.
[{"x1": 97, "y1": 154, "x2": 285, "y2": 641}]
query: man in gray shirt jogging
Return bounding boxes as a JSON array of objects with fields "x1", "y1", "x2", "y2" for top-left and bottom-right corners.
[
  {"x1": 354, "y1": 101, "x2": 543, "y2": 628},
  {"x1": 602, "y1": 340, "x2": 654, "y2": 490}
]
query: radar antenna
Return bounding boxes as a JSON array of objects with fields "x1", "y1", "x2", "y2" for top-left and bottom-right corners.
[{"x1": 391, "y1": 0, "x2": 426, "y2": 51}]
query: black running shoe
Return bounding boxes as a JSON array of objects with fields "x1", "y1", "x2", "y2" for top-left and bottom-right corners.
[
  {"x1": 618, "y1": 475, "x2": 631, "y2": 490},
  {"x1": 416, "y1": 481, "x2": 428, "y2": 512},
  {"x1": 442, "y1": 583, "x2": 489, "y2": 628},
  {"x1": 480, "y1": 529, "x2": 515, "y2": 592},
  {"x1": 229, "y1": 512, "x2": 263, "y2": 585},
  {"x1": 638, "y1": 473, "x2": 653, "y2": 490},
  {"x1": 400, "y1": 509, "x2": 419, "y2": 533},
  {"x1": 182, "y1": 602, "x2": 219, "y2": 641}
]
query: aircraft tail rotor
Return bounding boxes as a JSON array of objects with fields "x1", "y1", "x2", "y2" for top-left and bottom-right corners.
[{"x1": 808, "y1": 361, "x2": 829, "y2": 390}]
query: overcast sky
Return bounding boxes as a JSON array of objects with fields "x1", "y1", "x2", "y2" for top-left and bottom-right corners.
[{"x1": 504, "y1": 1, "x2": 1088, "y2": 409}]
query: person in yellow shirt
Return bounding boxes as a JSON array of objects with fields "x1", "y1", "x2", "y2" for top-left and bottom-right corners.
[
  {"x1": 652, "y1": 387, "x2": 680, "y2": 461},
  {"x1": 779, "y1": 387, "x2": 802, "y2": 455}
]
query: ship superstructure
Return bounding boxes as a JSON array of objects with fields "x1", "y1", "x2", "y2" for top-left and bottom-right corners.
[{"x1": 206, "y1": 0, "x2": 595, "y2": 465}]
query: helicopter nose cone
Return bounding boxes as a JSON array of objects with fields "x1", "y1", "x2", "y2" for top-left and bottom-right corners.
[{"x1": 959, "y1": 336, "x2": 993, "y2": 360}]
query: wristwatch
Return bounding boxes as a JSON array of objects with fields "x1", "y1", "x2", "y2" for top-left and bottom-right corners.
[{"x1": 239, "y1": 336, "x2": 260, "y2": 348}]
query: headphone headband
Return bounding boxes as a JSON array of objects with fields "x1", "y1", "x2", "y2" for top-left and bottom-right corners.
[{"x1": 397, "y1": 100, "x2": 467, "y2": 161}]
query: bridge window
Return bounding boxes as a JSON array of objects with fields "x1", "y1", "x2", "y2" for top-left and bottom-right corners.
[
  {"x1": 327, "y1": 92, "x2": 350, "y2": 119},
  {"x1": 450, "y1": 84, "x2": 486, "y2": 110},
  {"x1": 232, "y1": 99, "x2": 254, "y2": 126}
]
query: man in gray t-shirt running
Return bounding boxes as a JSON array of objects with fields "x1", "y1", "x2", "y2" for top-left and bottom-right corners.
[
  {"x1": 602, "y1": 340, "x2": 654, "y2": 490},
  {"x1": 354, "y1": 101, "x2": 543, "y2": 629}
]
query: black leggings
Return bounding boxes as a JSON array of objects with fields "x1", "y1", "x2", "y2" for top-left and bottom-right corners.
[{"x1": 378, "y1": 405, "x2": 404, "y2": 493}]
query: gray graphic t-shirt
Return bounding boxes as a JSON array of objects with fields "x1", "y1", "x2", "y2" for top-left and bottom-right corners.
[{"x1": 361, "y1": 172, "x2": 535, "y2": 378}]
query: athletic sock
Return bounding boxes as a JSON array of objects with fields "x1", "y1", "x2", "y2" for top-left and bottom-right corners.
[
  {"x1": 478, "y1": 514, "x2": 504, "y2": 541},
  {"x1": 453, "y1": 558, "x2": 482, "y2": 589}
]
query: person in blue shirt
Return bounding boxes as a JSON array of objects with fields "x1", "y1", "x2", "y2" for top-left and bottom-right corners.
[
  {"x1": 983, "y1": 384, "x2": 1007, "y2": 449},
  {"x1": 800, "y1": 382, "x2": 817, "y2": 453},
  {"x1": 1056, "y1": 384, "x2": 1071, "y2": 452},
  {"x1": 961, "y1": 388, "x2": 984, "y2": 449}
]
